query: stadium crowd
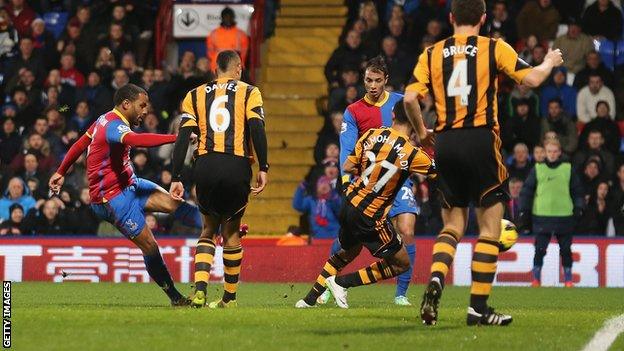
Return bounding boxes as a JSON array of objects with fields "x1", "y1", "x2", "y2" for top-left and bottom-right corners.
[
  {"x1": 0, "y1": 0, "x2": 219, "y2": 236},
  {"x1": 294, "y1": 0, "x2": 624, "y2": 238}
]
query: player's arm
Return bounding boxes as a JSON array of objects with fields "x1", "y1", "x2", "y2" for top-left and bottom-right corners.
[
  {"x1": 170, "y1": 93, "x2": 200, "y2": 200},
  {"x1": 497, "y1": 40, "x2": 563, "y2": 88},
  {"x1": 409, "y1": 148, "x2": 435, "y2": 177},
  {"x1": 342, "y1": 132, "x2": 365, "y2": 176},
  {"x1": 339, "y1": 108, "x2": 358, "y2": 184},
  {"x1": 49, "y1": 122, "x2": 95, "y2": 194},
  {"x1": 247, "y1": 87, "x2": 269, "y2": 195},
  {"x1": 404, "y1": 49, "x2": 431, "y2": 141}
]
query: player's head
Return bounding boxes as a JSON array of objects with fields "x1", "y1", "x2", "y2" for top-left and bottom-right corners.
[
  {"x1": 113, "y1": 83, "x2": 149, "y2": 126},
  {"x1": 543, "y1": 138, "x2": 562, "y2": 163},
  {"x1": 392, "y1": 99, "x2": 412, "y2": 131},
  {"x1": 364, "y1": 56, "x2": 388, "y2": 100},
  {"x1": 450, "y1": 0, "x2": 486, "y2": 29},
  {"x1": 216, "y1": 50, "x2": 242, "y2": 80}
]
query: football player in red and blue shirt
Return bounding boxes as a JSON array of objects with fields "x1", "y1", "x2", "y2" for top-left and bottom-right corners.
[
  {"x1": 337, "y1": 57, "x2": 419, "y2": 306},
  {"x1": 49, "y1": 84, "x2": 199, "y2": 306}
]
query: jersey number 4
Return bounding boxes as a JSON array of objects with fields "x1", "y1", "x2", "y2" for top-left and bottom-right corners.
[
  {"x1": 447, "y1": 59, "x2": 472, "y2": 106},
  {"x1": 361, "y1": 151, "x2": 399, "y2": 193},
  {"x1": 209, "y1": 95, "x2": 231, "y2": 132}
]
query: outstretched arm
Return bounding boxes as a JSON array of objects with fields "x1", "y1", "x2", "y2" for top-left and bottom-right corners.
[
  {"x1": 121, "y1": 132, "x2": 176, "y2": 147},
  {"x1": 49, "y1": 133, "x2": 92, "y2": 194}
]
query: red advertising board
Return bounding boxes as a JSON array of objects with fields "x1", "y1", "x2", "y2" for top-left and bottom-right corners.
[{"x1": 0, "y1": 237, "x2": 622, "y2": 287}]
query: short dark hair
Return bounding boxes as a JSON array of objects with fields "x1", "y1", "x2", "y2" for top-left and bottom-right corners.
[
  {"x1": 548, "y1": 97, "x2": 562, "y2": 106},
  {"x1": 216, "y1": 50, "x2": 240, "y2": 73},
  {"x1": 451, "y1": 0, "x2": 485, "y2": 26},
  {"x1": 365, "y1": 55, "x2": 388, "y2": 77},
  {"x1": 113, "y1": 83, "x2": 146, "y2": 106},
  {"x1": 393, "y1": 99, "x2": 408, "y2": 124},
  {"x1": 596, "y1": 100, "x2": 610, "y2": 111}
]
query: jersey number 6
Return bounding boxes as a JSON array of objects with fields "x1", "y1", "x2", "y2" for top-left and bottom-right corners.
[{"x1": 209, "y1": 95, "x2": 231, "y2": 132}]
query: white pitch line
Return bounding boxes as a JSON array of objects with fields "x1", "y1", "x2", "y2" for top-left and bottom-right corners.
[{"x1": 581, "y1": 313, "x2": 624, "y2": 351}]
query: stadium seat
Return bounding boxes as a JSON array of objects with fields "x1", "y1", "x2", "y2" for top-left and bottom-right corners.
[
  {"x1": 596, "y1": 38, "x2": 624, "y2": 71},
  {"x1": 43, "y1": 12, "x2": 69, "y2": 40}
]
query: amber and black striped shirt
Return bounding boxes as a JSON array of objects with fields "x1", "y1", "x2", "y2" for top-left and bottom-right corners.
[
  {"x1": 346, "y1": 128, "x2": 433, "y2": 220},
  {"x1": 180, "y1": 77, "x2": 264, "y2": 159},
  {"x1": 406, "y1": 35, "x2": 531, "y2": 133}
]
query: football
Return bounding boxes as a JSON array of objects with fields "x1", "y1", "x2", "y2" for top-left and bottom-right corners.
[{"x1": 500, "y1": 219, "x2": 519, "y2": 252}]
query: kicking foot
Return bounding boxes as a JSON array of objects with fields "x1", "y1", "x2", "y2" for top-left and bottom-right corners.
[
  {"x1": 325, "y1": 276, "x2": 348, "y2": 309},
  {"x1": 466, "y1": 306, "x2": 513, "y2": 326},
  {"x1": 420, "y1": 279, "x2": 442, "y2": 326},
  {"x1": 394, "y1": 295, "x2": 412, "y2": 306},
  {"x1": 171, "y1": 296, "x2": 192, "y2": 307}
]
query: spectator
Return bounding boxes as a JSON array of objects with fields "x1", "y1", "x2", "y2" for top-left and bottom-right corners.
[
  {"x1": 359, "y1": 1, "x2": 382, "y2": 55},
  {"x1": 573, "y1": 51, "x2": 614, "y2": 90},
  {"x1": 582, "y1": 0, "x2": 623, "y2": 40},
  {"x1": 145, "y1": 213, "x2": 165, "y2": 236},
  {"x1": 17, "y1": 152, "x2": 49, "y2": 197},
  {"x1": 97, "y1": 23, "x2": 132, "y2": 65},
  {"x1": 502, "y1": 99, "x2": 542, "y2": 152},
  {"x1": 68, "y1": 187, "x2": 99, "y2": 234},
  {"x1": 110, "y1": 4, "x2": 140, "y2": 41},
  {"x1": 0, "y1": 8, "x2": 19, "y2": 60},
  {"x1": 120, "y1": 52, "x2": 143, "y2": 85},
  {"x1": 56, "y1": 19, "x2": 83, "y2": 70},
  {"x1": 507, "y1": 143, "x2": 533, "y2": 181},
  {"x1": 518, "y1": 35, "x2": 539, "y2": 65},
  {"x1": 0, "y1": 177, "x2": 35, "y2": 220},
  {"x1": 533, "y1": 144, "x2": 546, "y2": 163},
  {"x1": 573, "y1": 129, "x2": 615, "y2": 178},
  {"x1": 68, "y1": 100, "x2": 92, "y2": 134},
  {"x1": 579, "y1": 101, "x2": 621, "y2": 154},
  {"x1": 111, "y1": 68, "x2": 129, "y2": 91},
  {"x1": 609, "y1": 164, "x2": 624, "y2": 236},
  {"x1": 0, "y1": 118, "x2": 21, "y2": 166},
  {"x1": 580, "y1": 159, "x2": 603, "y2": 198},
  {"x1": 506, "y1": 84, "x2": 540, "y2": 119},
  {"x1": 576, "y1": 74, "x2": 616, "y2": 123},
  {"x1": 408, "y1": 0, "x2": 448, "y2": 43},
  {"x1": 44, "y1": 108, "x2": 66, "y2": 139},
  {"x1": 10, "y1": 133, "x2": 56, "y2": 173},
  {"x1": 329, "y1": 84, "x2": 359, "y2": 113},
  {"x1": 132, "y1": 149, "x2": 156, "y2": 181},
  {"x1": 0, "y1": 203, "x2": 26, "y2": 235},
  {"x1": 314, "y1": 111, "x2": 342, "y2": 165},
  {"x1": 75, "y1": 71, "x2": 113, "y2": 118},
  {"x1": 576, "y1": 181, "x2": 610, "y2": 235},
  {"x1": 11, "y1": 87, "x2": 38, "y2": 129},
  {"x1": 6, "y1": 0, "x2": 36, "y2": 38},
  {"x1": 6, "y1": 37, "x2": 45, "y2": 84},
  {"x1": 387, "y1": 16, "x2": 412, "y2": 55},
  {"x1": 73, "y1": 6, "x2": 98, "y2": 72},
  {"x1": 529, "y1": 44, "x2": 546, "y2": 66},
  {"x1": 517, "y1": 138, "x2": 584, "y2": 287},
  {"x1": 23, "y1": 198, "x2": 71, "y2": 235},
  {"x1": 541, "y1": 99, "x2": 578, "y2": 154},
  {"x1": 485, "y1": 0, "x2": 517, "y2": 45},
  {"x1": 327, "y1": 67, "x2": 364, "y2": 110},
  {"x1": 276, "y1": 225, "x2": 307, "y2": 246},
  {"x1": 325, "y1": 30, "x2": 369, "y2": 88},
  {"x1": 381, "y1": 36, "x2": 411, "y2": 90},
  {"x1": 540, "y1": 67, "x2": 577, "y2": 118},
  {"x1": 516, "y1": 0, "x2": 561, "y2": 42},
  {"x1": 206, "y1": 7, "x2": 249, "y2": 72},
  {"x1": 506, "y1": 177, "x2": 524, "y2": 222},
  {"x1": 59, "y1": 53, "x2": 85, "y2": 88},
  {"x1": 158, "y1": 115, "x2": 194, "y2": 169},
  {"x1": 5, "y1": 68, "x2": 41, "y2": 109},
  {"x1": 94, "y1": 47, "x2": 116, "y2": 86},
  {"x1": 45, "y1": 69, "x2": 76, "y2": 111},
  {"x1": 292, "y1": 177, "x2": 342, "y2": 239},
  {"x1": 29, "y1": 18, "x2": 55, "y2": 69},
  {"x1": 552, "y1": 19, "x2": 595, "y2": 74}
]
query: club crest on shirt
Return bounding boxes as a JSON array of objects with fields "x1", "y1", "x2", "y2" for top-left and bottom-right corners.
[{"x1": 117, "y1": 124, "x2": 131, "y2": 134}]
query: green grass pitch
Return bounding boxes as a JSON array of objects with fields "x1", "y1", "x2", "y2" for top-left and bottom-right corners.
[{"x1": 11, "y1": 282, "x2": 624, "y2": 350}]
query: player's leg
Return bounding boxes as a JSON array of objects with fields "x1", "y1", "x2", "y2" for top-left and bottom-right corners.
[
  {"x1": 142, "y1": 181, "x2": 202, "y2": 229},
  {"x1": 207, "y1": 217, "x2": 244, "y2": 308},
  {"x1": 315, "y1": 238, "x2": 343, "y2": 305},
  {"x1": 296, "y1": 244, "x2": 362, "y2": 308},
  {"x1": 421, "y1": 206, "x2": 467, "y2": 325},
  {"x1": 131, "y1": 221, "x2": 189, "y2": 306},
  {"x1": 466, "y1": 202, "x2": 512, "y2": 326},
  {"x1": 189, "y1": 213, "x2": 219, "y2": 307},
  {"x1": 391, "y1": 213, "x2": 416, "y2": 305},
  {"x1": 532, "y1": 232, "x2": 551, "y2": 286},
  {"x1": 556, "y1": 231, "x2": 574, "y2": 287}
]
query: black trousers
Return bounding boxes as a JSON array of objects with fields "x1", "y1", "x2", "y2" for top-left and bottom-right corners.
[{"x1": 533, "y1": 231, "x2": 573, "y2": 268}]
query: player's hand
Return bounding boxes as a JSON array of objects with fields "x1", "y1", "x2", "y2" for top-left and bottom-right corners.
[
  {"x1": 169, "y1": 181, "x2": 185, "y2": 201},
  {"x1": 420, "y1": 129, "x2": 436, "y2": 148},
  {"x1": 48, "y1": 172, "x2": 65, "y2": 195},
  {"x1": 545, "y1": 48, "x2": 564, "y2": 67},
  {"x1": 251, "y1": 171, "x2": 268, "y2": 196}
]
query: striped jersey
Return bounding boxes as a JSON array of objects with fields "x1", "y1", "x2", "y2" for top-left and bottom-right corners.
[{"x1": 406, "y1": 35, "x2": 532, "y2": 133}]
